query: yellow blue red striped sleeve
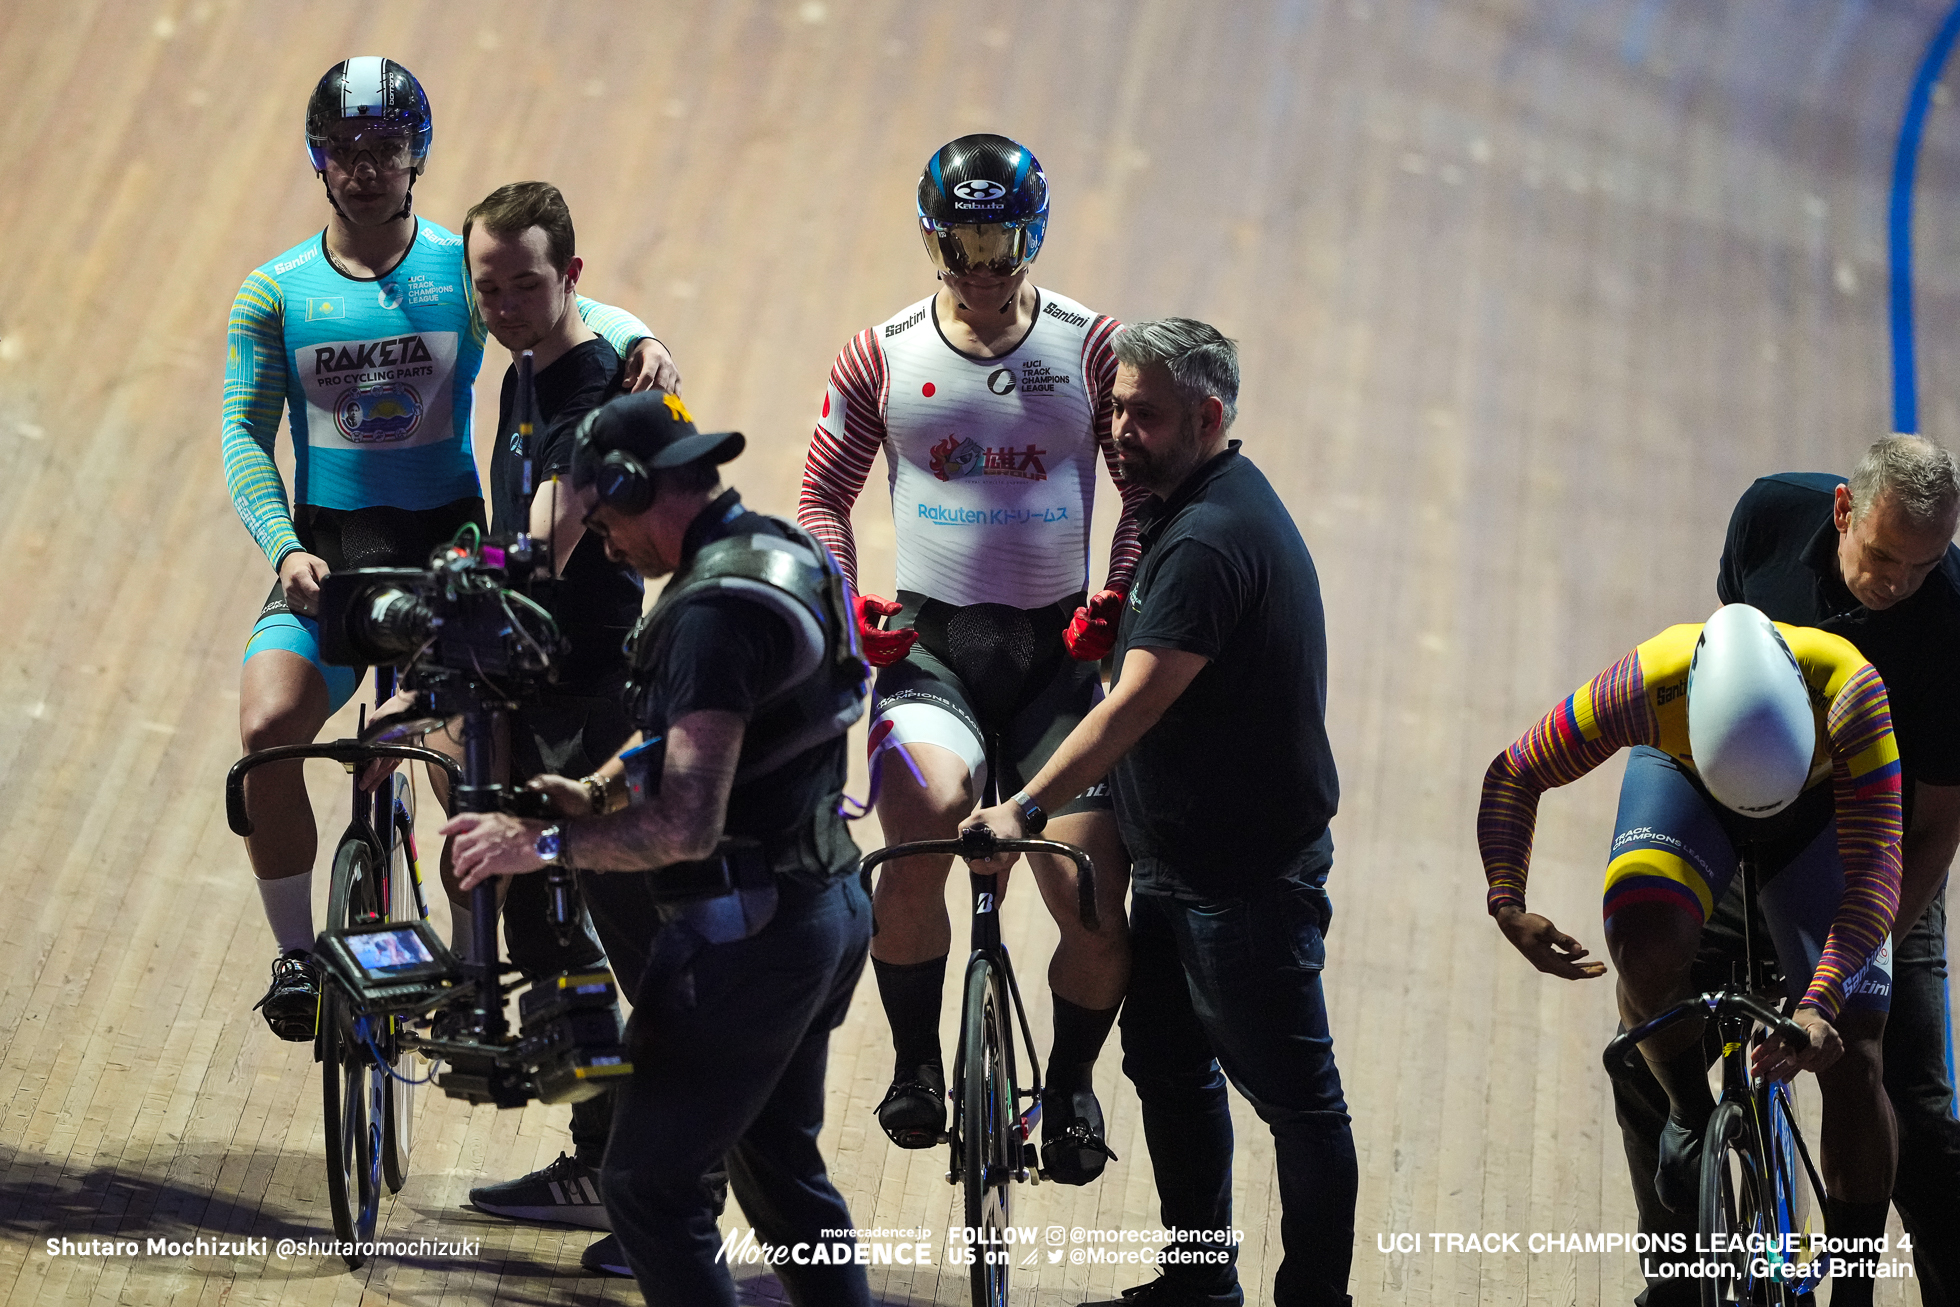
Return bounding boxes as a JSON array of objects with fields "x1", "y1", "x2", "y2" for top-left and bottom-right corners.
[
  {"x1": 1478, "y1": 650, "x2": 1658, "y2": 915},
  {"x1": 220, "y1": 270, "x2": 303, "y2": 569},
  {"x1": 574, "y1": 297, "x2": 654, "y2": 363},
  {"x1": 1807, "y1": 662, "x2": 1903, "y2": 1018}
]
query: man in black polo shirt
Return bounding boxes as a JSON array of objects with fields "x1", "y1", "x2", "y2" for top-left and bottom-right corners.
[
  {"x1": 968, "y1": 318, "x2": 1355, "y2": 1307},
  {"x1": 1614, "y1": 434, "x2": 1960, "y2": 1306}
]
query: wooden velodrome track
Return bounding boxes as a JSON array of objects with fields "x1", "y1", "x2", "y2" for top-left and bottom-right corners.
[{"x1": 1, "y1": 0, "x2": 1955, "y2": 1302}]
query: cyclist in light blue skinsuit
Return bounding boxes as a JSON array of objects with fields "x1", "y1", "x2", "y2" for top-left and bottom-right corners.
[{"x1": 227, "y1": 56, "x2": 679, "y2": 1039}]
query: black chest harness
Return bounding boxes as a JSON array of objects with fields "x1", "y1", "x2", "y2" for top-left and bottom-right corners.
[
  {"x1": 612, "y1": 522, "x2": 871, "y2": 986},
  {"x1": 622, "y1": 521, "x2": 869, "y2": 786}
]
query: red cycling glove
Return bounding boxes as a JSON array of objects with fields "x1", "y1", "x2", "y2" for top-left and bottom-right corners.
[
  {"x1": 854, "y1": 592, "x2": 918, "y2": 667},
  {"x1": 1064, "y1": 588, "x2": 1126, "y2": 662}
]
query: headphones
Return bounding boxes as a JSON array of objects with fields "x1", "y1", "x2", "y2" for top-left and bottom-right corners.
[{"x1": 573, "y1": 408, "x2": 655, "y2": 516}]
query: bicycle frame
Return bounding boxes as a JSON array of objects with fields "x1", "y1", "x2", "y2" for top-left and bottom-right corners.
[
  {"x1": 225, "y1": 667, "x2": 461, "y2": 1264},
  {"x1": 1601, "y1": 852, "x2": 1830, "y2": 1304},
  {"x1": 854, "y1": 681, "x2": 1104, "y2": 1304},
  {"x1": 949, "y1": 864, "x2": 1050, "y2": 1180},
  {"x1": 858, "y1": 828, "x2": 1099, "y2": 1130}
]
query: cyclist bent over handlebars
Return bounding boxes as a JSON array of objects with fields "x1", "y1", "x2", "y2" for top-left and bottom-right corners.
[{"x1": 1475, "y1": 605, "x2": 1902, "y2": 1307}]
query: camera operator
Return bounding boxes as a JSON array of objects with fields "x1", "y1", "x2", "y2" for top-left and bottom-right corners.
[{"x1": 444, "y1": 390, "x2": 874, "y2": 1307}]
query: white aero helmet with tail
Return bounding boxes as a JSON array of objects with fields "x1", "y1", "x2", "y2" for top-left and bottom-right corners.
[{"x1": 1687, "y1": 604, "x2": 1817, "y2": 817}]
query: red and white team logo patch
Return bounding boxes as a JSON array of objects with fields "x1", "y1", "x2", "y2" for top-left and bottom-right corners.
[{"x1": 927, "y1": 435, "x2": 1048, "y2": 482}]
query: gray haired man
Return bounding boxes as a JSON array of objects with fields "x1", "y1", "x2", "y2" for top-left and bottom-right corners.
[
  {"x1": 1617, "y1": 433, "x2": 1960, "y2": 1305},
  {"x1": 968, "y1": 319, "x2": 1357, "y2": 1307}
]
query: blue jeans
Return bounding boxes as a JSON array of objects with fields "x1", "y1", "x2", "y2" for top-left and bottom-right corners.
[
  {"x1": 1121, "y1": 835, "x2": 1358, "y2": 1307},
  {"x1": 600, "y1": 873, "x2": 873, "y2": 1307}
]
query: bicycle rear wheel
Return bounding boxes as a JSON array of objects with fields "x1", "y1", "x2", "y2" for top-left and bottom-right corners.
[
  {"x1": 1698, "y1": 1099, "x2": 1765, "y2": 1307},
  {"x1": 380, "y1": 774, "x2": 420, "y2": 1192},
  {"x1": 962, "y1": 958, "x2": 1015, "y2": 1307},
  {"x1": 322, "y1": 837, "x2": 384, "y2": 1264}
]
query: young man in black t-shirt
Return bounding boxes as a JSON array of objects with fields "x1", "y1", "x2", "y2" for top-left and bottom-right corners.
[
  {"x1": 968, "y1": 319, "x2": 1356, "y2": 1307},
  {"x1": 1612, "y1": 437, "x2": 1960, "y2": 1307},
  {"x1": 452, "y1": 182, "x2": 666, "y2": 1240}
]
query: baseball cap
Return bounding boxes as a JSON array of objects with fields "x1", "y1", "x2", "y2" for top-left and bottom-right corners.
[{"x1": 570, "y1": 391, "x2": 745, "y2": 488}]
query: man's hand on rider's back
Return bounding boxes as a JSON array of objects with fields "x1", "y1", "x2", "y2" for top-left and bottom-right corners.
[
  {"x1": 1495, "y1": 905, "x2": 1608, "y2": 979},
  {"x1": 620, "y1": 337, "x2": 681, "y2": 394}
]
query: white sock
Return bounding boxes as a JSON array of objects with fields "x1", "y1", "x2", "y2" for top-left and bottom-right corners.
[
  {"x1": 448, "y1": 897, "x2": 476, "y2": 964},
  {"x1": 257, "y1": 873, "x2": 315, "y2": 953}
]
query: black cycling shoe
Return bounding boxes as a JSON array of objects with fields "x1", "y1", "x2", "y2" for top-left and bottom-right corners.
[
  {"x1": 876, "y1": 1063, "x2": 946, "y2": 1149},
  {"x1": 1041, "y1": 1083, "x2": 1118, "y2": 1185},
  {"x1": 1655, "y1": 1112, "x2": 1708, "y2": 1214},
  {"x1": 253, "y1": 949, "x2": 319, "y2": 1042}
]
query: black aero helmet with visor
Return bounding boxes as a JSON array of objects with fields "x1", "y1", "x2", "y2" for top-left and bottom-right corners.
[
  {"x1": 917, "y1": 134, "x2": 1048, "y2": 277},
  {"x1": 305, "y1": 57, "x2": 433, "y2": 176}
]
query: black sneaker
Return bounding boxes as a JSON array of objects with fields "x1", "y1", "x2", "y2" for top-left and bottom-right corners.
[
  {"x1": 1041, "y1": 1083, "x2": 1118, "y2": 1185},
  {"x1": 1082, "y1": 1273, "x2": 1245, "y2": 1305},
  {"x1": 253, "y1": 949, "x2": 318, "y2": 1041},
  {"x1": 876, "y1": 1063, "x2": 946, "y2": 1149},
  {"x1": 581, "y1": 1232, "x2": 632, "y2": 1277},
  {"x1": 1655, "y1": 1113, "x2": 1708, "y2": 1214},
  {"x1": 470, "y1": 1152, "x2": 610, "y2": 1229}
]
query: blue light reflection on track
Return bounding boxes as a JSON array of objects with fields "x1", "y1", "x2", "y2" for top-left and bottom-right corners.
[{"x1": 1887, "y1": 1, "x2": 1960, "y2": 435}]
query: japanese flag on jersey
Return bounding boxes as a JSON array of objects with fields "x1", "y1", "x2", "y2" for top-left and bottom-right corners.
[{"x1": 818, "y1": 378, "x2": 847, "y2": 444}]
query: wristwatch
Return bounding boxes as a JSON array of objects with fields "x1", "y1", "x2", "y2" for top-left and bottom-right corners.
[
  {"x1": 1010, "y1": 790, "x2": 1047, "y2": 835},
  {"x1": 534, "y1": 824, "x2": 565, "y2": 866}
]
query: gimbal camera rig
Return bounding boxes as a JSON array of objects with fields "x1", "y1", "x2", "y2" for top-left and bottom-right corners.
[{"x1": 224, "y1": 352, "x2": 630, "y2": 1110}]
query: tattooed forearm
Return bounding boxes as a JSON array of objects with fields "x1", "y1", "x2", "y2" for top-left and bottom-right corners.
[{"x1": 563, "y1": 710, "x2": 743, "y2": 872}]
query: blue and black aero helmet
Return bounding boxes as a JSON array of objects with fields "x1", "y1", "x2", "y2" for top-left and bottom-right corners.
[
  {"x1": 917, "y1": 134, "x2": 1049, "y2": 276},
  {"x1": 305, "y1": 57, "x2": 433, "y2": 175}
]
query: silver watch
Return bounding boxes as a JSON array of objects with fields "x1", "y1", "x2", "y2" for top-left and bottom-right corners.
[{"x1": 534, "y1": 824, "x2": 565, "y2": 866}]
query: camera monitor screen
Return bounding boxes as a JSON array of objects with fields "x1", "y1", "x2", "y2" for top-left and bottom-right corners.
[
  {"x1": 349, "y1": 927, "x2": 434, "y2": 974},
  {"x1": 334, "y1": 919, "x2": 455, "y2": 985}
]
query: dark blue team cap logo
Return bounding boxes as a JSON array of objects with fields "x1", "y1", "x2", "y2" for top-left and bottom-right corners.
[{"x1": 337, "y1": 382, "x2": 424, "y2": 443}]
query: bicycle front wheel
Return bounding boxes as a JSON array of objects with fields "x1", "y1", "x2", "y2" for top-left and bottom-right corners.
[
  {"x1": 322, "y1": 837, "x2": 384, "y2": 1264},
  {"x1": 962, "y1": 959, "x2": 1015, "y2": 1307},
  {"x1": 1759, "y1": 1081, "x2": 1826, "y2": 1300},
  {"x1": 1697, "y1": 1099, "x2": 1764, "y2": 1307},
  {"x1": 381, "y1": 775, "x2": 420, "y2": 1192}
]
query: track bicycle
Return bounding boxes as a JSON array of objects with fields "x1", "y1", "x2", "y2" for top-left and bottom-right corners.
[
  {"x1": 226, "y1": 667, "x2": 459, "y2": 1267},
  {"x1": 1602, "y1": 849, "x2": 1830, "y2": 1306},
  {"x1": 860, "y1": 820, "x2": 1098, "y2": 1307}
]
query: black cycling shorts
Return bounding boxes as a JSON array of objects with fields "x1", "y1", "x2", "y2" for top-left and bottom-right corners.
[{"x1": 868, "y1": 590, "x2": 1111, "y2": 816}]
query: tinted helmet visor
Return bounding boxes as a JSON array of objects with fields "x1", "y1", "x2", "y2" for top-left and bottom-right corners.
[
  {"x1": 919, "y1": 217, "x2": 1045, "y2": 277},
  {"x1": 309, "y1": 124, "x2": 416, "y2": 172}
]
